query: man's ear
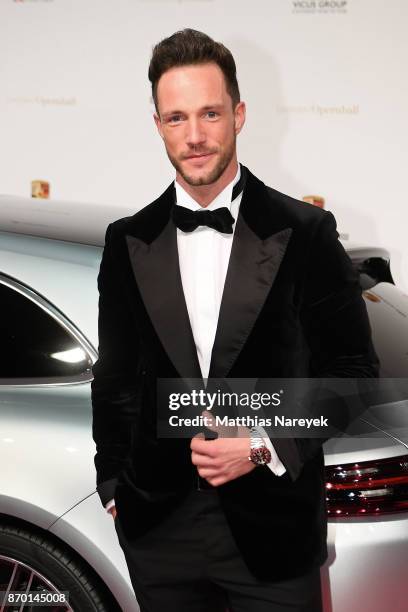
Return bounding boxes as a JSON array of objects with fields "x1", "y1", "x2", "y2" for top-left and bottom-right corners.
[
  {"x1": 154, "y1": 112, "x2": 164, "y2": 139},
  {"x1": 234, "y1": 101, "x2": 246, "y2": 135}
]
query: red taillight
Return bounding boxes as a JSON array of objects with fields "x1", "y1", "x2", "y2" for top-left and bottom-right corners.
[{"x1": 325, "y1": 455, "x2": 408, "y2": 517}]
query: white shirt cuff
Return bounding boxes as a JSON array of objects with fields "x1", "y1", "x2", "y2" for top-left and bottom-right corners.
[{"x1": 256, "y1": 426, "x2": 287, "y2": 476}]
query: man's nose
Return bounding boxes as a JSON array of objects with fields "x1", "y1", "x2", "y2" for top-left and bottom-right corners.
[{"x1": 185, "y1": 118, "x2": 206, "y2": 147}]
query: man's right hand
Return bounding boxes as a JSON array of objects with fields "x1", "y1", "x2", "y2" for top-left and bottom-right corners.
[
  {"x1": 105, "y1": 497, "x2": 116, "y2": 519},
  {"x1": 109, "y1": 506, "x2": 117, "y2": 520}
]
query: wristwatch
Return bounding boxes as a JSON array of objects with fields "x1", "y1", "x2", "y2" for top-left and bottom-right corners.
[{"x1": 248, "y1": 427, "x2": 272, "y2": 465}]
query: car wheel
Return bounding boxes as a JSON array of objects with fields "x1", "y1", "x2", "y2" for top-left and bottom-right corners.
[{"x1": 0, "y1": 523, "x2": 119, "y2": 612}]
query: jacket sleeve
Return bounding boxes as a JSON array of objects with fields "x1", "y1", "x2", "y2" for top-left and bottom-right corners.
[
  {"x1": 274, "y1": 210, "x2": 380, "y2": 481},
  {"x1": 91, "y1": 222, "x2": 144, "y2": 507}
]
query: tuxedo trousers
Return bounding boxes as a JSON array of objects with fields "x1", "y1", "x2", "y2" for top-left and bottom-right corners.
[{"x1": 114, "y1": 486, "x2": 323, "y2": 612}]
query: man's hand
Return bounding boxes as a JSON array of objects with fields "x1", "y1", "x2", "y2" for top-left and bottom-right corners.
[
  {"x1": 190, "y1": 411, "x2": 256, "y2": 486},
  {"x1": 109, "y1": 506, "x2": 117, "y2": 520}
]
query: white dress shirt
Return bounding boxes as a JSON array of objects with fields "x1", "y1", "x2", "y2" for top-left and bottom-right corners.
[{"x1": 105, "y1": 164, "x2": 285, "y2": 513}]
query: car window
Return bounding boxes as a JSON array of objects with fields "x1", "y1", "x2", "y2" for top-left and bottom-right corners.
[{"x1": 0, "y1": 280, "x2": 93, "y2": 382}]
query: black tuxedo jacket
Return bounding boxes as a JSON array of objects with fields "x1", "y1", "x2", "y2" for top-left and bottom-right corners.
[{"x1": 91, "y1": 165, "x2": 378, "y2": 581}]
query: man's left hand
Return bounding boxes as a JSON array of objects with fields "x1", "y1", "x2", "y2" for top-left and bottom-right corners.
[{"x1": 190, "y1": 411, "x2": 256, "y2": 486}]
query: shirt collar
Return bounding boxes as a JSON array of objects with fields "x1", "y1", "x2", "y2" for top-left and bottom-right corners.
[{"x1": 174, "y1": 164, "x2": 241, "y2": 212}]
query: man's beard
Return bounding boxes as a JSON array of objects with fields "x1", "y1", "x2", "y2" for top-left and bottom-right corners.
[{"x1": 166, "y1": 135, "x2": 236, "y2": 187}]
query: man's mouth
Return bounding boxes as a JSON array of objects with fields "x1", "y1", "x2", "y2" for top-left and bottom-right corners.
[{"x1": 184, "y1": 152, "x2": 214, "y2": 161}]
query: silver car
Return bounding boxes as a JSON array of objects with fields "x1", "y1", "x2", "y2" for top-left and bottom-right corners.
[{"x1": 0, "y1": 195, "x2": 407, "y2": 612}]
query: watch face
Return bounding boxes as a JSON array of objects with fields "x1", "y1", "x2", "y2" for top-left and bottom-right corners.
[{"x1": 250, "y1": 446, "x2": 272, "y2": 465}]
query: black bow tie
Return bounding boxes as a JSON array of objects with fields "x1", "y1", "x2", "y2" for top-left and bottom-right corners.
[
  {"x1": 172, "y1": 206, "x2": 235, "y2": 234},
  {"x1": 172, "y1": 164, "x2": 247, "y2": 234}
]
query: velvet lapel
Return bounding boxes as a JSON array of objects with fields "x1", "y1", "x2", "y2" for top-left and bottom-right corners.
[
  {"x1": 125, "y1": 186, "x2": 202, "y2": 380},
  {"x1": 208, "y1": 168, "x2": 292, "y2": 379}
]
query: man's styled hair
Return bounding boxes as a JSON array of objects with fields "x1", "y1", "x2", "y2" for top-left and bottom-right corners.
[{"x1": 148, "y1": 28, "x2": 240, "y2": 114}]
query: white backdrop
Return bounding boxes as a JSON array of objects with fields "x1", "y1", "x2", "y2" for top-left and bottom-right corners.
[{"x1": 1, "y1": 0, "x2": 408, "y2": 287}]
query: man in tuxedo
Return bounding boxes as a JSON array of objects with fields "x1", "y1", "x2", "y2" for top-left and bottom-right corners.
[{"x1": 91, "y1": 28, "x2": 378, "y2": 612}]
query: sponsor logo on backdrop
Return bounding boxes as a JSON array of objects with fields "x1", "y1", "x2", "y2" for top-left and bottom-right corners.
[
  {"x1": 31, "y1": 180, "x2": 50, "y2": 199},
  {"x1": 136, "y1": 0, "x2": 212, "y2": 3},
  {"x1": 302, "y1": 195, "x2": 325, "y2": 208},
  {"x1": 7, "y1": 96, "x2": 76, "y2": 107},
  {"x1": 292, "y1": 1, "x2": 348, "y2": 14},
  {"x1": 276, "y1": 103, "x2": 359, "y2": 117}
]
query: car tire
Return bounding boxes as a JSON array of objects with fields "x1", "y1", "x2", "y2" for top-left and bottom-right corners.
[{"x1": 0, "y1": 523, "x2": 120, "y2": 612}]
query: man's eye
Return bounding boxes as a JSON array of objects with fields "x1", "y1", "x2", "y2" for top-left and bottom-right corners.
[
  {"x1": 206, "y1": 111, "x2": 218, "y2": 119},
  {"x1": 169, "y1": 115, "x2": 183, "y2": 123}
]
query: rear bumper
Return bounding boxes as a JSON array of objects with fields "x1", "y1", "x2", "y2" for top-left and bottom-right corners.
[{"x1": 322, "y1": 515, "x2": 408, "y2": 611}]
